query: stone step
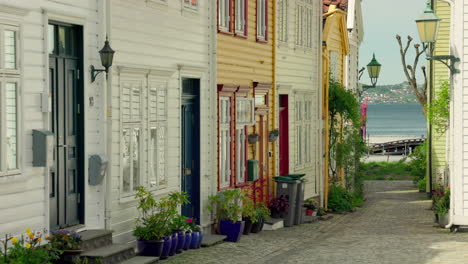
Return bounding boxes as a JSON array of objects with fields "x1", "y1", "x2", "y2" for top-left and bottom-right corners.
[
  {"x1": 119, "y1": 256, "x2": 159, "y2": 264},
  {"x1": 201, "y1": 234, "x2": 226, "y2": 247},
  {"x1": 80, "y1": 229, "x2": 114, "y2": 251},
  {"x1": 81, "y1": 243, "x2": 135, "y2": 264},
  {"x1": 264, "y1": 218, "x2": 284, "y2": 231}
]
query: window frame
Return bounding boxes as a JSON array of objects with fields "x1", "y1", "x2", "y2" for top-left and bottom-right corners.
[
  {"x1": 234, "y1": 0, "x2": 248, "y2": 37},
  {"x1": 0, "y1": 23, "x2": 21, "y2": 178},
  {"x1": 295, "y1": 94, "x2": 314, "y2": 169},
  {"x1": 256, "y1": 0, "x2": 268, "y2": 42},
  {"x1": 295, "y1": 0, "x2": 315, "y2": 49},
  {"x1": 277, "y1": 0, "x2": 288, "y2": 43},
  {"x1": 218, "y1": 0, "x2": 233, "y2": 33},
  {"x1": 183, "y1": 0, "x2": 199, "y2": 11},
  {"x1": 236, "y1": 97, "x2": 255, "y2": 126},
  {"x1": 219, "y1": 96, "x2": 232, "y2": 189}
]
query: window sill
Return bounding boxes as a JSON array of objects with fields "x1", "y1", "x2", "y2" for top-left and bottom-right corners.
[
  {"x1": 256, "y1": 38, "x2": 268, "y2": 44},
  {"x1": 218, "y1": 185, "x2": 235, "y2": 191},
  {"x1": 235, "y1": 33, "x2": 247, "y2": 39},
  {"x1": 218, "y1": 30, "x2": 234, "y2": 36},
  {"x1": 236, "y1": 182, "x2": 249, "y2": 188},
  {"x1": 0, "y1": 171, "x2": 24, "y2": 183},
  {"x1": 183, "y1": 6, "x2": 199, "y2": 13}
]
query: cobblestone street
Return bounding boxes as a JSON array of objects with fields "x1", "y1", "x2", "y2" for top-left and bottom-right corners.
[{"x1": 166, "y1": 181, "x2": 468, "y2": 264}]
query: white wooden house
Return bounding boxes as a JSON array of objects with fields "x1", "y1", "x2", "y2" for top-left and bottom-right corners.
[
  {"x1": 0, "y1": 0, "x2": 107, "y2": 236},
  {"x1": 345, "y1": 0, "x2": 363, "y2": 93},
  {"x1": 276, "y1": 0, "x2": 323, "y2": 200},
  {"x1": 107, "y1": 0, "x2": 217, "y2": 243}
]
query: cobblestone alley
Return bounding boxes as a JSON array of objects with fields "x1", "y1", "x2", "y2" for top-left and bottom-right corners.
[{"x1": 166, "y1": 181, "x2": 468, "y2": 264}]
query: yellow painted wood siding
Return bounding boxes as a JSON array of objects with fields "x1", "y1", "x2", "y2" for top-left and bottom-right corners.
[
  {"x1": 217, "y1": 0, "x2": 276, "y2": 194},
  {"x1": 323, "y1": 11, "x2": 349, "y2": 84},
  {"x1": 430, "y1": 1, "x2": 450, "y2": 183}
]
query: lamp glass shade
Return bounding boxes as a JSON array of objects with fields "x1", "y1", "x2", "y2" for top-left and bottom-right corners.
[
  {"x1": 415, "y1": 2, "x2": 441, "y2": 43},
  {"x1": 367, "y1": 54, "x2": 381, "y2": 79},
  {"x1": 99, "y1": 39, "x2": 115, "y2": 70}
]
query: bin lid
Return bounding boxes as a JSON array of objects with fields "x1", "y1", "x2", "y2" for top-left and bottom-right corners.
[
  {"x1": 273, "y1": 176, "x2": 298, "y2": 182},
  {"x1": 284, "y1": 174, "x2": 306, "y2": 180}
]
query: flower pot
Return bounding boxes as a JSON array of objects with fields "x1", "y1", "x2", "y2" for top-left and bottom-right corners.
[
  {"x1": 219, "y1": 220, "x2": 245, "y2": 242},
  {"x1": 169, "y1": 232, "x2": 178, "y2": 256},
  {"x1": 160, "y1": 236, "x2": 172, "y2": 260},
  {"x1": 271, "y1": 209, "x2": 285, "y2": 219},
  {"x1": 137, "y1": 240, "x2": 164, "y2": 257},
  {"x1": 176, "y1": 231, "x2": 185, "y2": 254},
  {"x1": 250, "y1": 219, "x2": 264, "y2": 233},
  {"x1": 243, "y1": 217, "x2": 253, "y2": 235},
  {"x1": 268, "y1": 134, "x2": 279, "y2": 142},
  {"x1": 56, "y1": 250, "x2": 83, "y2": 264},
  {"x1": 197, "y1": 231, "x2": 204, "y2": 248},
  {"x1": 190, "y1": 231, "x2": 200, "y2": 249},
  {"x1": 248, "y1": 135, "x2": 260, "y2": 144},
  {"x1": 439, "y1": 213, "x2": 449, "y2": 228},
  {"x1": 306, "y1": 209, "x2": 314, "y2": 216},
  {"x1": 183, "y1": 232, "x2": 192, "y2": 250}
]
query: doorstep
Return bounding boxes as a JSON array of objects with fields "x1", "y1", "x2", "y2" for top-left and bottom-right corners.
[
  {"x1": 263, "y1": 218, "x2": 284, "y2": 231},
  {"x1": 201, "y1": 234, "x2": 227, "y2": 247}
]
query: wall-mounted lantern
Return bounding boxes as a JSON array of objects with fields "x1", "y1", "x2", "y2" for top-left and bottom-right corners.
[
  {"x1": 358, "y1": 53, "x2": 382, "y2": 95},
  {"x1": 90, "y1": 36, "x2": 115, "y2": 83}
]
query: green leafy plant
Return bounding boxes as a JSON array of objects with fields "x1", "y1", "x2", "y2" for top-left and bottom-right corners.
[
  {"x1": 186, "y1": 218, "x2": 201, "y2": 232},
  {"x1": 428, "y1": 80, "x2": 450, "y2": 133},
  {"x1": 133, "y1": 187, "x2": 189, "y2": 241},
  {"x1": 269, "y1": 129, "x2": 279, "y2": 136},
  {"x1": 0, "y1": 229, "x2": 60, "y2": 264},
  {"x1": 328, "y1": 184, "x2": 353, "y2": 212},
  {"x1": 303, "y1": 199, "x2": 318, "y2": 210},
  {"x1": 408, "y1": 141, "x2": 427, "y2": 182},
  {"x1": 434, "y1": 187, "x2": 450, "y2": 216},
  {"x1": 170, "y1": 215, "x2": 191, "y2": 232},
  {"x1": 47, "y1": 229, "x2": 82, "y2": 251},
  {"x1": 418, "y1": 177, "x2": 427, "y2": 192},
  {"x1": 206, "y1": 189, "x2": 249, "y2": 223},
  {"x1": 252, "y1": 203, "x2": 270, "y2": 223}
]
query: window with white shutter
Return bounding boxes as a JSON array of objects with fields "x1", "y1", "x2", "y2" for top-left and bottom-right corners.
[
  {"x1": 0, "y1": 23, "x2": 20, "y2": 177},
  {"x1": 257, "y1": 0, "x2": 267, "y2": 41},
  {"x1": 235, "y1": 0, "x2": 247, "y2": 36},
  {"x1": 295, "y1": 94, "x2": 314, "y2": 169},
  {"x1": 219, "y1": 97, "x2": 231, "y2": 188},
  {"x1": 278, "y1": 0, "x2": 288, "y2": 42},
  {"x1": 235, "y1": 128, "x2": 246, "y2": 184},
  {"x1": 219, "y1": 0, "x2": 231, "y2": 32},
  {"x1": 295, "y1": 0, "x2": 315, "y2": 49}
]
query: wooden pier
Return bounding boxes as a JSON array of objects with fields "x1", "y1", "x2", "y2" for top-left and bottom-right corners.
[{"x1": 369, "y1": 137, "x2": 426, "y2": 155}]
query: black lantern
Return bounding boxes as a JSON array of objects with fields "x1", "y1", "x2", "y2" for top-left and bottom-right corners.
[
  {"x1": 91, "y1": 36, "x2": 115, "y2": 83},
  {"x1": 367, "y1": 53, "x2": 382, "y2": 87}
]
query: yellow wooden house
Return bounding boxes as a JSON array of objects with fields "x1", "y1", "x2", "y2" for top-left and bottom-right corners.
[
  {"x1": 216, "y1": 0, "x2": 276, "y2": 204},
  {"x1": 322, "y1": 0, "x2": 349, "y2": 207}
]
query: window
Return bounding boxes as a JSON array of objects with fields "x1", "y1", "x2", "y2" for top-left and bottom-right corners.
[
  {"x1": 0, "y1": 24, "x2": 20, "y2": 177},
  {"x1": 219, "y1": 0, "x2": 232, "y2": 32},
  {"x1": 219, "y1": 97, "x2": 231, "y2": 188},
  {"x1": 235, "y1": 0, "x2": 247, "y2": 36},
  {"x1": 256, "y1": 0, "x2": 267, "y2": 41},
  {"x1": 184, "y1": 0, "x2": 198, "y2": 10},
  {"x1": 329, "y1": 51, "x2": 339, "y2": 80},
  {"x1": 295, "y1": 0, "x2": 317, "y2": 48},
  {"x1": 278, "y1": 0, "x2": 288, "y2": 42},
  {"x1": 236, "y1": 98, "x2": 255, "y2": 126},
  {"x1": 295, "y1": 95, "x2": 314, "y2": 168},
  {"x1": 235, "y1": 128, "x2": 246, "y2": 184}
]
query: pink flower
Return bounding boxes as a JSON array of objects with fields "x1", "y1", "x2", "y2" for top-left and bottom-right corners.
[{"x1": 186, "y1": 218, "x2": 193, "y2": 223}]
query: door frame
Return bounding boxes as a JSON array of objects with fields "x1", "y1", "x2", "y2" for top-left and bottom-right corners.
[
  {"x1": 279, "y1": 94, "x2": 289, "y2": 176},
  {"x1": 48, "y1": 20, "x2": 85, "y2": 229}
]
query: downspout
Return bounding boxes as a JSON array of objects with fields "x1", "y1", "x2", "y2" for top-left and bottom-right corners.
[
  {"x1": 104, "y1": 0, "x2": 112, "y2": 230},
  {"x1": 272, "y1": 0, "x2": 277, "y2": 194},
  {"x1": 427, "y1": 0, "x2": 434, "y2": 197}
]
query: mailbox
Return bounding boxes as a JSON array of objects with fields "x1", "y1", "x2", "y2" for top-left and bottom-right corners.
[
  {"x1": 248, "y1": 159, "x2": 259, "y2": 181},
  {"x1": 89, "y1": 155, "x2": 108, "y2": 186},
  {"x1": 33, "y1": 130, "x2": 54, "y2": 167}
]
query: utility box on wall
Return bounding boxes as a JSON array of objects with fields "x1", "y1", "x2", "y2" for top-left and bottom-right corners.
[
  {"x1": 32, "y1": 130, "x2": 54, "y2": 167},
  {"x1": 89, "y1": 155, "x2": 108, "y2": 186},
  {"x1": 248, "y1": 160, "x2": 259, "y2": 181}
]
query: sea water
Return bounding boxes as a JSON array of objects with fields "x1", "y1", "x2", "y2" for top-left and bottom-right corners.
[{"x1": 366, "y1": 104, "x2": 426, "y2": 137}]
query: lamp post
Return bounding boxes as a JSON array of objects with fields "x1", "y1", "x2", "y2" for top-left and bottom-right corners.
[
  {"x1": 90, "y1": 36, "x2": 115, "y2": 83},
  {"x1": 359, "y1": 53, "x2": 382, "y2": 94},
  {"x1": 415, "y1": 0, "x2": 459, "y2": 74}
]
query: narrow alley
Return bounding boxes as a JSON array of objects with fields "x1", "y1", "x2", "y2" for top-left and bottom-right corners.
[{"x1": 166, "y1": 181, "x2": 468, "y2": 264}]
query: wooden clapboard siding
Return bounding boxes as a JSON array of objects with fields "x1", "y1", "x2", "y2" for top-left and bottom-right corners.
[
  {"x1": 276, "y1": 0, "x2": 322, "y2": 199},
  {"x1": 109, "y1": 0, "x2": 214, "y2": 243},
  {"x1": 0, "y1": 0, "x2": 104, "y2": 237},
  {"x1": 430, "y1": 1, "x2": 450, "y2": 185}
]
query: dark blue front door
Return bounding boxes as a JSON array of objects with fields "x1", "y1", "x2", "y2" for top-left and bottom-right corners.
[{"x1": 181, "y1": 79, "x2": 200, "y2": 221}]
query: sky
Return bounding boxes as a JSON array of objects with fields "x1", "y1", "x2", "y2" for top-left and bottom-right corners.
[{"x1": 359, "y1": 0, "x2": 427, "y2": 85}]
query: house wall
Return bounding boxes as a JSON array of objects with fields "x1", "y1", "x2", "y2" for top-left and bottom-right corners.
[
  {"x1": 323, "y1": 11, "x2": 348, "y2": 84},
  {"x1": 0, "y1": 0, "x2": 105, "y2": 237},
  {"x1": 217, "y1": 0, "x2": 275, "y2": 199},
  {"x1": 430, "y1": 0, "x2": 450, "y2": 186},
  {"x1": 276, "y1": 0, "x2": 322, "y2": 199},
  {"x1": 109, "y1": 0, "x2": 215, "y2": 243}
]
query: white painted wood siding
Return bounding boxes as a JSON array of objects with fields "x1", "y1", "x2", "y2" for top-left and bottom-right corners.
[
  {"x1": 276, "y1": 0, "x2": 322, "y2": 199},
  {"x1": 109, "y1": 0, "x2": 215, "y2": 243},
  {"x1": 0, "y1": 0, "x2": 105, "y2": 237}
]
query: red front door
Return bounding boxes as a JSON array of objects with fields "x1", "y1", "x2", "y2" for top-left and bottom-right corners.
[{"x1": 279, "y1": 95, "x2": 289, "y2": 176}]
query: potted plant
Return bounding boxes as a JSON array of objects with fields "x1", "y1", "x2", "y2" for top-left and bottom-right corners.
[
  {"x1": 269, "y1": 195, "x2": 289, "y2": 219},
  {"x1": 206, "y1": 189, "x2": 248, "y2": 242},
  {"x1": 170, "y1": 214, "x2": 191, "y2": 254},
  {"x1": 187, "y1": 218, "x2": 202, "y2": 249},
  {"x1": 268, "y1": 129, "x2": 279, "y2": 142},
  {"x1": 304, "y1": 199, "x2": 319, "y2": 216},
  {"x1": 250, "y1": 203, "x2": 270, "y2": 233},
  {"x1": 434, "y1": 187, "x2": 450, "y2": 228},
  {"x1": 242, "y1": 199, "x2": 255, "y2": 235},
  {"x1": 47, "y1": 229, "x2": 82, "y2": 263},
  {"x1": 248, "y1": 133, "x2": 260, "y2": 144},
  {"x1": 133, "y1": 187, "x2": 188, "y2": 258}
]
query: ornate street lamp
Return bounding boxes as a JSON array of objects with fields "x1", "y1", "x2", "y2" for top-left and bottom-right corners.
[
  {"x1": 415, "y1": 0, "x2": 459, "y2": 74},
  {"x1": 90, "y1": 36, "x2": 115, "y2": 83},
  {"x1": 359, "y1": 53, "x2": 382, "y2": 94}
]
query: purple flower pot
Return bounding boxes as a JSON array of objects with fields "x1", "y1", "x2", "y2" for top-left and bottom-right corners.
[
  {"x1": 176, "y1": 231, "x2": 185, "y2": 254},
  {"x1": 190, "y1": 231, "x2": 200, "y2": 249},
  {"x1": 137, "y1": 240, "x2": 164, "y2": 257},
  {"x1": 183, "y1": 232, "x2": 192, "y2": 250},
  {"x1": 219, "y1": 220, "x2": 245, "y2": 243},
  {"x1": 159, "y1": 236, "x2": 172, "y2": 260},
  {"x1": 197, "y1": 231, "x2": 204, "y2": 248},
  {"x1": 169, "y1": 233, "x2": 178, "y2": 256}
]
